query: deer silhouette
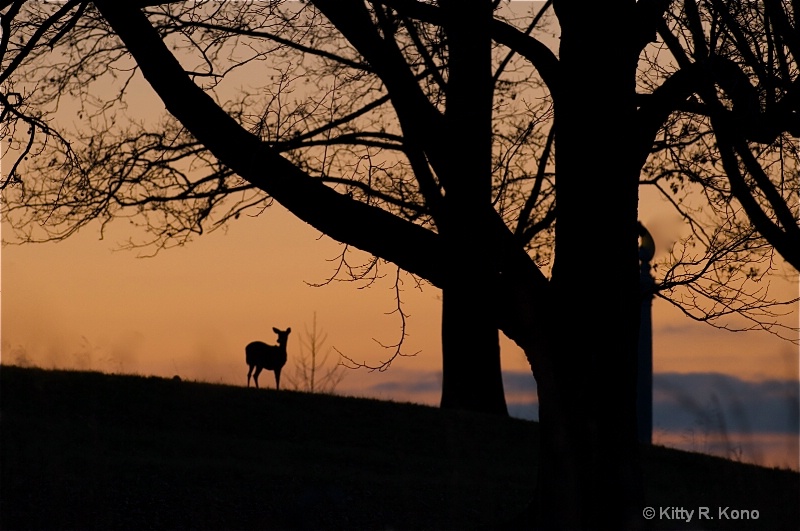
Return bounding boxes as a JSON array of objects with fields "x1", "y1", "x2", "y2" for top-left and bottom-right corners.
[{"x1": 246, "y1": 327, "x2": 291, "y2": 389}]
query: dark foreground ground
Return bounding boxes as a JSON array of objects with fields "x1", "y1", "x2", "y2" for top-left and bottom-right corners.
[{"x1": 1, "y1": 366, "x2": 798, "y2": 530}]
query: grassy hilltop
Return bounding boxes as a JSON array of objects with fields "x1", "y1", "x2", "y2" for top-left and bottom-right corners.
[{"x1": 1, "y1": 365, "x2": 798, "y2": 530}]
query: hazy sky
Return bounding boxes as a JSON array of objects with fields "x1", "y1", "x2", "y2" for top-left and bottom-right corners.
[{"x1": 2, "y1": 191, "x2": 798, "y2": 470}]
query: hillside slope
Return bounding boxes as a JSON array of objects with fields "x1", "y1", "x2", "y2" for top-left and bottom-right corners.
[{"x1": 1, "y1": 366, "x2": 797, "y2": 530}]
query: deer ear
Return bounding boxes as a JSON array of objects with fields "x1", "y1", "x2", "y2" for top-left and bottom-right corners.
[
  {"x1": 286, "y1": 327, "x2": 291, "y2": 333},
  {"x1": 273, "y1": 327, "x2": 280, "y2": 334}
]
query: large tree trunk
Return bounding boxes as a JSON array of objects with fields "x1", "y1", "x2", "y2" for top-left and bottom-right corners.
[
  {"x1": 438, "y1": 0, "x2": 508, "y2": 416},
  {"x1": 440, "y1": 284, "x2": 507, "y2": 415},
  {"x1": 531, "y1": 2, "x2": 645, "y2": 527}
]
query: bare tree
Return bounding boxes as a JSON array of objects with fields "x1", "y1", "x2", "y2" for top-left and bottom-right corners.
[
  {"x1": 1, "y1": 1, "x2": 798, "y2": 527},
  {"x1": 284, "y1": 313, "x2": 346, "y2": 394},
  {"x1": 637, "y1": 0, "x2": 799, "y2": 340}
]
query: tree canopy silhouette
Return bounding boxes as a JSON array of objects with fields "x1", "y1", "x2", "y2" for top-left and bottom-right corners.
[{"x1": 1, "y1": 0, "x2": 797, "y2": 527}]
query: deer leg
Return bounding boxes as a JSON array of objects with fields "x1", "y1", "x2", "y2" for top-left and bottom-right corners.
[
  {"x1": 247, "y1": 364, "x2": 254, "y2": 387},
  {"x1": 275, "y1": 368, "x2": 282, "y2": 390},
  {"x1": 253, "y1": 366, "x2": 263, "y2": 389}
]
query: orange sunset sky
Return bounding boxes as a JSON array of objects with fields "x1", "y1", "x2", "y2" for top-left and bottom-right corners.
[{"x1": 1, "y1": 1, "x2": 798, "y2": 472}]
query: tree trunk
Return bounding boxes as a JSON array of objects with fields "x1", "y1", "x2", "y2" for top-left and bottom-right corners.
[
  {"x1": 438, "y1": 0, "x2": 508, "y2": 416},
  {"x1": 440, "y1": 282, "x2": 508, "y2": 415},
  {"x1": 530, "y1": 2, "x2": 645, "y2": 527}
]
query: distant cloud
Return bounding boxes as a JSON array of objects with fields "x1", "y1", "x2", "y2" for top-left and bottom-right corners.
[
  {"x1": 360, "y1": 369, "x2": 799, "y2": 442},
  {"x1": 360, "y1": 369, "x2": 540, "y2": 417},
  {"x1": 366, "y1": 371, "x2": 441, "y2": 395},
  {"x1": 654, "y1": 372, "x2": 799, "y2": 435},
  {"x1": 508, "y1": 401, "x2": 538, "y2": 421},
  {"x1": 502, "y1": 370, "x2": 538, "y2": 395},
  {"x1": 508, "y1": 370, "x2": 799, "y2": 436},
  {"x1": 364, "y1": 369, "x2": 539, "y2": 395},
  {"x1": 503, "y1": 370, "x2": 538, "y2": 420},
  {"x1": 348, "y1": 367, "x2": 797, "y2": 469},
  {"x1": 652, "y1": 372, "x2": 799, "y2": 469}
]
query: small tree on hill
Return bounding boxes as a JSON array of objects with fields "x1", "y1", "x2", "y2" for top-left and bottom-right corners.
[{"x1": 284, "y1": 313, "x2": 346, "y2": 394}]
